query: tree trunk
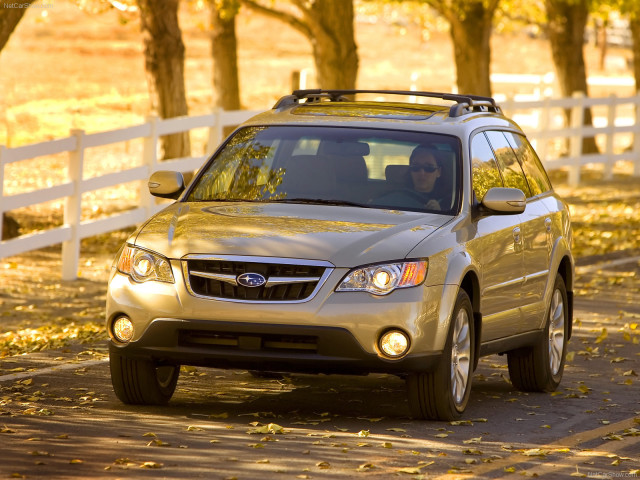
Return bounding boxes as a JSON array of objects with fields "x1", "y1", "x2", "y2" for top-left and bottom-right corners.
[
  {"x1": 137, "y1": 0, "x2": 191, "y2": 160},
  {"x1": 545, "y1": 0, "x2": 599, "y2": 154},
  {"x1": 631, "y1": 16, "x2": 640, "y2": 93},
  {"x1": 210, "y1": 1, "x2": 241, "y2": 110},
  {"x1": 0, "y1": 0, "x2": 35, "y2": 52},
  {"x1": 447, "y1": 2, "x2": 494, "y2": 97},
  {"x1": 241, "y1": 0, "x2": 358, "y2": 90},
  {"x1": 2, "y1": 213, "x2": 20, "y2": 240},
  {"x1": 307, "y1": 0, "x2": 358, "y2": 89}
]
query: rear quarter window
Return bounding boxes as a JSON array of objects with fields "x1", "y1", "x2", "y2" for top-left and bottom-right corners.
[
  {"x1": 503, "y1": 132, "x2": 552, "y2": 196},
  {"x1": 485, "y1": 131, "x2": 532, "y2": 197},
  {"x1": 470, "y1": 133, "x2": 503, "y2": 201}
]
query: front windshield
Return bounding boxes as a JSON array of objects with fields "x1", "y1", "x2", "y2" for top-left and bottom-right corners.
[{"x1": 187, "y1": 126, "x2": 461, "y2": 214}]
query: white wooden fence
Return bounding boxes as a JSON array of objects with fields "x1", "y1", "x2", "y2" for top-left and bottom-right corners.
[
  {"x1": 0, "y1": 109, "x2": 260, "y2": 279},
  {"x1": 1, "y1": 96, "x2": 639, "y2": 279}
]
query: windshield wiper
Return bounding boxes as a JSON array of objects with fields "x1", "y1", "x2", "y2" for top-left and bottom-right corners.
[{"x1": 268, "y1": 198, "x2": 369, "y2": 208}]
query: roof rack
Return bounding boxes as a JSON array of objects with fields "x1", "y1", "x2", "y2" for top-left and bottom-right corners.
[{"x1": 272, "y1": 89, "x2": 502, "y2": 118}]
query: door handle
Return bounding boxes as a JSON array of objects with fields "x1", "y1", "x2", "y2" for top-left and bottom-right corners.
[
  {"x1": 513, "y1": 226, "x2": 521, "y2": 243},
  {"x1": 545, "y1": 217, "x2": 552, "y2": 233}
]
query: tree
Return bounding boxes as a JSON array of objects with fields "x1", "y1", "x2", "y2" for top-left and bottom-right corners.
[
  {"x1": 137, "y1": 0, "x2": 191, "y2": 159},
  {"x1": 422, "y1": 0, "x2": 500, "y2": 97},
  {"x1": 616, "y1": 1, "x2": 640, "y2": 92},
  {"x1": 210, "y1": 0, "x2": 241, "y2": 110},
  {"x1": 241, "y1": 0, "x2": 358, "y2": 90},
  {"x1": 0, "y1": 1, "x2": 36, "y2": 53},
  {"x1": 544, "y1": 0, "x2": 599, "y2": 154}
]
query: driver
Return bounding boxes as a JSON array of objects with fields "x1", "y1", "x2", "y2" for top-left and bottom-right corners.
[{"x1": 408, "y1": 146, "x2": 442, "y2": 210}]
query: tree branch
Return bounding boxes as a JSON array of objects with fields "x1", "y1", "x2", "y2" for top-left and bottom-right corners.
[{"x1": 241, "y1": 0, "x2": 312, "y2": 39}]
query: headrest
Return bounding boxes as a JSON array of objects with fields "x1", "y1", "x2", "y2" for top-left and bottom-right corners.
[
  {"x1": 385, "y1": 164, "x2": 410, "y2": 184},
  {"x1": 319, "y1": 141, "x2": 370, "y2": 157}
]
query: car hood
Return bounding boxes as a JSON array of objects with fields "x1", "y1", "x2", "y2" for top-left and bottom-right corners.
[{"x1": 133, "y1": 202, "x2": 448, "y2": 267}]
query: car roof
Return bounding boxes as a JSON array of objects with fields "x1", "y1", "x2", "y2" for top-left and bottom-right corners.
[{"x1": 241, "y1": 89, "x2": 523, "y2": 137}]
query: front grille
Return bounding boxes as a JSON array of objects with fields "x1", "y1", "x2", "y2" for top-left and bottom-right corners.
[
  {"x1": 179, "y1": 330, "x2": 318, "y2": 353},
  {"x1": 183, "y1": 256, "x2": 332, "y2": 302}
]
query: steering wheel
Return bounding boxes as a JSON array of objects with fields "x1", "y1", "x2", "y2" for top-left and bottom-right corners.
[{"x1": 373, "y1": 189, "x2": 438, "y2": 209}]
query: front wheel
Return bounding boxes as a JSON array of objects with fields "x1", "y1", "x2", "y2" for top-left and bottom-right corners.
[
  {"x1": 110, "y1": 351, "x2": 179, "y2": 405},
  {"x1": 507, "y1": 274, "x2": 569, "y2": 392},
  {"x1": 407, "y1": 290, "x2": 474, "y2": 421}
]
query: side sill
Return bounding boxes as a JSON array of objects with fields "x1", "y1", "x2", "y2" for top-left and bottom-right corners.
[{"x1": 479, "y1": 330, "x2": 543, "y2": 357}]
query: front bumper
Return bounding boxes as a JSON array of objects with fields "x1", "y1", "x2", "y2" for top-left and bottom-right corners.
[
  {"x1": 109, "y1": 319, "x2": 442, "y2": 374},
  {"x1": 107, "y1": 260, "x2": 451, "y2": 375}
]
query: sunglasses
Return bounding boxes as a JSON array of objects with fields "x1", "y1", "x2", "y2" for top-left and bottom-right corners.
[{"x1": 410, "y1": 164, "x2": 439, "y2": 173}]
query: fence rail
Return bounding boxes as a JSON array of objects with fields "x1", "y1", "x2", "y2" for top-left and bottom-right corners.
[
  {"x1": 1, "y1": 95, "x2": 639, "y2": 279},
  {"x1": 1, "y1": 109, "x2": 261, "y2": 279}
]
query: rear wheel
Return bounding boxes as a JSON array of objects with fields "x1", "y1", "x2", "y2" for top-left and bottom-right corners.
[
  {"x1": 507, "y1": 274, "x2": 568, "y2": 392},
  {"x1": 407, "y1": 290, "x2": 474, "y2": 421},
  {"x1": 110, "y1": 351, "x2": 179, "y2": 405}
]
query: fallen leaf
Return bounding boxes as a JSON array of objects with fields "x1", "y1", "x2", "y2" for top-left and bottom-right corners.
[
  {"x1": 386, "y1": 427, "x2": 406, "y2": 432},
  {"x1": 247, "y1": 423, "x2": 285, "y2": 435},
  {"x1": 522, "y1": 448, "x2": 547, "y2": 457},
  {"x1": 595, "y1": 328, "x2": 608, "y2": 344},
  {"x1": 463, "y1": 437, "x2": 482, "y2": 444},
  {"x1": 140, "y1": 461, "x2": 163, "y2": 469},
  {"x1": 611, "y1": 357, "x2": 629, "y2": 364},
  {"x1": 316, "y1": 461, "x2": 330, "y2": 469},
  {"x1": 208, "y1": 413, "x2": 229, "y2": 419},
  {"x1": 463, "y1": 448, "x2": 483, "y2": 455},
  {"x1": 397, "y1": 466, "x2": 424, "y2": 474},
  {"x1": 357, "y1": 430, "x2": 370, "y2": 437},
  {"x1": 356, "y1": 463, "x2": 376, "y2": 472}
]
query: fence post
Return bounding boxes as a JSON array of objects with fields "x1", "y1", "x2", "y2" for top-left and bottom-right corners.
[
  {"x1": 604, "y1": 94, "x2": 617, "y2": 180},
  {"x1": 0, "y1": 146, "x2": 6, "y2": 241},
  {"x1": 61, "y1": 129, "x2": 84, "y2": 281},
  {"x1": 568, "y1": 92, "x2": 585, "y2": 186},
  {"x1": 207, "y1": 108, "x2": 224, "y2": 156},
  {"x1": 141, "y1": 116, "x2": 158, "y2": 218},
  {"x1": 537, "y1": 96, "x2": 552, "y2": 163},
  {"x1": 634, "y1": 94, "x2": 640, "y2": 178}
]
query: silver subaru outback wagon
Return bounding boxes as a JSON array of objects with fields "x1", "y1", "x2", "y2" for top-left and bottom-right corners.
[{"x1": 106, "y1": 89, "x2": 574, "y2": 420}]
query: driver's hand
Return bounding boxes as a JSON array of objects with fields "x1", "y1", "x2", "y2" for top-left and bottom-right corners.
[{"x1": 426, "y1": 199, "x2": 441, "y2": 210}]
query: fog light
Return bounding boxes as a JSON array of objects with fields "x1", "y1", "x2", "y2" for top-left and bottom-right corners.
[
  {"x1": 112, "y1": 316, "x2": 134, "y2": 343},
  {"x1": 379, "y1": 330, "x2": 410, "y2": 358}
]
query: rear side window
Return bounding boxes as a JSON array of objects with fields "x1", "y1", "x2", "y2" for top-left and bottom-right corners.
[
  {"x1": 503, "y1": 132, "x2": 552, "y2": 196},
  {"x1": 470, "y1": 133, "x2": 503, "y2": 201},
  {"x1": 485, "y1": 131, "x2": 531, "y2": 197}
]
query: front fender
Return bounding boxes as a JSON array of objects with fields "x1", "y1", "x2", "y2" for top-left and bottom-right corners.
[{"x1": 427, "y1": 248, "x2": 478, "y2": 352}]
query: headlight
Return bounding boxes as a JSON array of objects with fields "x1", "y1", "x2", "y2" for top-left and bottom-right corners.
[
  {"x1": 116, "y1": 245, "x2": 174, "y2": 283},
  {"x1": 336, "y1": 260, "x2": 427, "y2": 295}
]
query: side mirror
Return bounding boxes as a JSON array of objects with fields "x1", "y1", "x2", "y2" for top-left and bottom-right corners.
[
  {"x1": 148, "y1": 171, "x2": 185, "y2": 199},
  {"x1": 481, "y1": 187, "x2": 526, "y2": 214}
]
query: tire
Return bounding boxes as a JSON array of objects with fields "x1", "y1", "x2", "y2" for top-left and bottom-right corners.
[
  {"x1": 407, "y1": 290, "x2": 474, "y2": 421},
  {"x1": 110, "y1": 351, "x2": 179, "y2": 405},
  {"x1": 507, "y1": 274, "x2": 568, "y2": 392}
]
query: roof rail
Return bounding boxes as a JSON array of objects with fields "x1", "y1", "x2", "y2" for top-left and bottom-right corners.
[{"x1": 272, "y1": 89, "x2": 502, "y2": 117}]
